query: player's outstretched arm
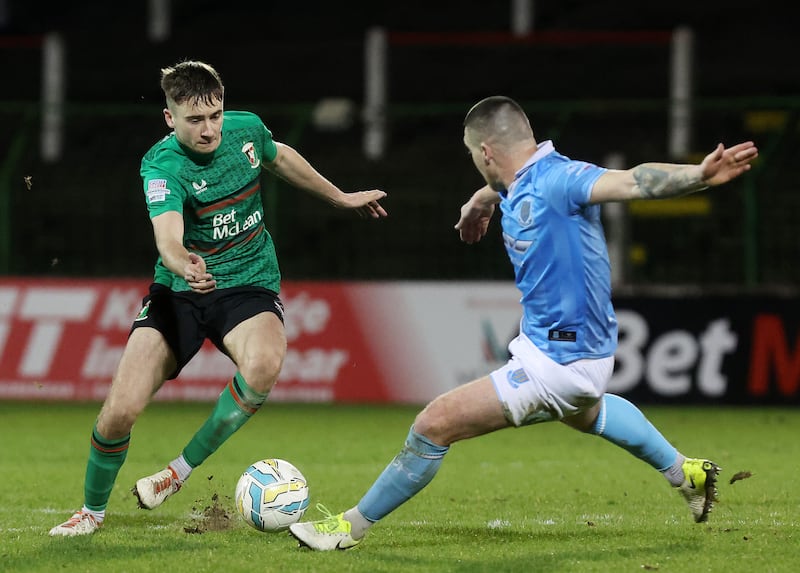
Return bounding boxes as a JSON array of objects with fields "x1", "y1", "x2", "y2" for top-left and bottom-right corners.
[
  {"x1": 590, "y1": 141, "x2": 758, "y2": 204},
  {"x1": 265, "y1": 142, "x2": 387, "y2": 218},
  {"x1": 152, "y1": 211, "x2": 216, "y2": 293},
  {"x1": 455, "y1": 185, "x2": 500, "y2": 244}
]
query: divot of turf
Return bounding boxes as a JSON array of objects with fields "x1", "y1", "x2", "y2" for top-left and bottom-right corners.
[{"x1": 184, "y1": 478, "x2": 236, "y2": 534}]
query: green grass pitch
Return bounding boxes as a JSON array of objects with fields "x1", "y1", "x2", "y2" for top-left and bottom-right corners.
[{"x1": 0, "y1": 401, "x2": 797, "y2": 572}]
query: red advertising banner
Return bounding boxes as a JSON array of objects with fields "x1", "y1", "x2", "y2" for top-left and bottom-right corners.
[{"x1": 0, "y1": 279, "x2": 396, "y2": 403}]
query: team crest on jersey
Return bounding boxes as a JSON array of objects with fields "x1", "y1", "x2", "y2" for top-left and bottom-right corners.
[
  {"x1": 241, "y1": 142, "x2": 261, "y2": 169},
  {"x1": 518, "y1": 199, "x2": 533, "y2": 226}
]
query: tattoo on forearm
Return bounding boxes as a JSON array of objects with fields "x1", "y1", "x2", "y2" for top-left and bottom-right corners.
[{"x1": 633, "y1": 165, "x2": 706, "y2": 199}]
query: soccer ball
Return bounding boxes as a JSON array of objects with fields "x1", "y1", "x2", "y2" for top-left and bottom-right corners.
[{"x1": 234, "y1": 458, "x2": 310, "y2": 532}]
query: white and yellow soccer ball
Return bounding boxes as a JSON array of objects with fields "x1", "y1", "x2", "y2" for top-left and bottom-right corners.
[{"x1": 235, "y1": 458, "x2": 310, "y2": 532}]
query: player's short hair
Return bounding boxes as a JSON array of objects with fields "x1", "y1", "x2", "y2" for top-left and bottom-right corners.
[
  {"x1": 160, "y1": 60, "x2": 224, "y2": 107},
  {"x1": 463, "y1": 96, "x2": 533, "y2": 146}
]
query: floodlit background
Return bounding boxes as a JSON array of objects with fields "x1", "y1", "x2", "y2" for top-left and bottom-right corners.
[{"x1": 2, "y1": 0, "x2": 797, "y2": 287}]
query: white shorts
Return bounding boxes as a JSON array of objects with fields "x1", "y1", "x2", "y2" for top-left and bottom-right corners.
[{"x1": 490, "y1": 333, "x2": 614, "y2": 427}]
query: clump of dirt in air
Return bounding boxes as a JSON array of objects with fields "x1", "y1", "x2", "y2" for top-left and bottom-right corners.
[{"x1": 184, "y1": 476, "x2": 237, "y2": 534}]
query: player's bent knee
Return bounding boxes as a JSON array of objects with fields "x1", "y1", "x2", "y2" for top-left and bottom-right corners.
[
  {"x1": 411, "y1": 414, "x2": 437, "y2": 441},
  {"x1": 97, "y1": 406, "x2": 140, "y2": 438},
  {"x1": 239, "y1": 354, "x2": 284, "y2": 393},
  {"x1": 412, "y1": 405, "x2": 454, "y2": 446}
]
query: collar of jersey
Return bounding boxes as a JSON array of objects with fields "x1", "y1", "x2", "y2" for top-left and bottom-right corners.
[{"x1": 507, "y1": 140, "x2": 555, "y2": 197}]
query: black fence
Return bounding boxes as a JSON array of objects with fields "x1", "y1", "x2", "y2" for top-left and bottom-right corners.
[{"x1": 2, "y1": 97, "x2": 799, "y2": 288}]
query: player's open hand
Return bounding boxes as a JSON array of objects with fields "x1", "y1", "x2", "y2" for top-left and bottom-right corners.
[
  {"x1": 455, "y1": 193, "x2": 496, "y2": 244},
  {"x1": 184, "y1": 253, "x2": 216, "y2": 294},
  {"x1": 346, "y1": 189, "x2": 388, "y2": 219},
  {"x1": 701, "y1": 141, "x2": 758, "y2": 187}
]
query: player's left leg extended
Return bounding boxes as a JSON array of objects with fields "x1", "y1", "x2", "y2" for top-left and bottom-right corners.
[
  {"x1": 290, "y1": 376, "x2": 508, "y2": 551},
  {"x1": 291, "y1": 426, "x2": 451, "y2": 551}
]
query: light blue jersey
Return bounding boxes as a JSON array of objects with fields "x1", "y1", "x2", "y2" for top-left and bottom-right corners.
[{"x1": 499, "y1": 140, "x2": 617, "y2": 364}]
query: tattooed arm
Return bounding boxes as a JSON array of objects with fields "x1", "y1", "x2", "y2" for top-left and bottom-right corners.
[{"x1": 589, "y1": 142, "x2": 758, "y2": 204}]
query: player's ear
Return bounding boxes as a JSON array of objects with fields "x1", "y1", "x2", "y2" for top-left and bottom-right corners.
[
  {"x1": 481, "y1": 142, "x2": 492, "y2": 165},
  {"x1": 163, "y1": 108, "x2": 175, "y2": 128}
]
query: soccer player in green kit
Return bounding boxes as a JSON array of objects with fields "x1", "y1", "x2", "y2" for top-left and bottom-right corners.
[{"x1": 50, "y1": 60, "x2": 387, "y2": 536}]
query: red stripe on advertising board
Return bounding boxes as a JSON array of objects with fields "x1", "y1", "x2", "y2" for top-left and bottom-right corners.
[{"x1": 0, "y1": 278, "x2": 391, "y2": 403}]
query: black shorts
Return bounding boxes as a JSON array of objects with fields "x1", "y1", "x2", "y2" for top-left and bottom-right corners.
[{"x1": 130, "y1": 283, "x2": 285, "y2": 379}]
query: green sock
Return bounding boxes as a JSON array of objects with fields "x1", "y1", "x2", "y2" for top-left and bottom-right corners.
[
  {"x1": 182, "y1": 372, "x2": 268, "y2": 468},
  {"x1": 84, "y1": 425, "x2": 130, "y2": 511}
]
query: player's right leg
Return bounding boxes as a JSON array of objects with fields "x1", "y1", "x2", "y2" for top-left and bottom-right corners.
[
  {"x1": 290, "y1": 375, "x2": 509, "y2": 550},
  {"x1": 676, "y1": 458, "x2": 720, "y2": 522},
  {"x1": 50, "y1": 327, "x2": 175, "y2": 536},
  {"x1": 568, "y1": 393, "x2": 720, "y2": 523}
]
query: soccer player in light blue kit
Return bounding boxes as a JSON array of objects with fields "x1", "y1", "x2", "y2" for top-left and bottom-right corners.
[{"x1": 289, "y1": 96, "x2": 759, "y2": 550}]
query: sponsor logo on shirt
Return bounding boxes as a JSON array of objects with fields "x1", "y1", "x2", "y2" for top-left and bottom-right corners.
[
  {"x1": 146, "y1": 179, "x2": 170, "y2": 203},
  {"x1": 241, "y1": 142, "x2": 261, "y2": 169},
  {"x1": 212, "y1": 207, "x2": 263, "y2": 240},
  {"x1": 192, "y1": 179, "x2": 208, "y2": 194}
]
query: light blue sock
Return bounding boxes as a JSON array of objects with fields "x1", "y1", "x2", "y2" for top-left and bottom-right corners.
[
  {"x1": 357, "y1": 426, "x2": 449, "y2": 522},
  {"x1": 590, "y1": 394, "x2": 678, "y2": 471}
]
